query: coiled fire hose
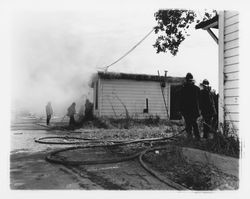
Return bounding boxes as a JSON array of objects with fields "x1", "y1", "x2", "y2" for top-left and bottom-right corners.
[{"x1": 34, "y1": 129, "x2": 187, "y2": 189}]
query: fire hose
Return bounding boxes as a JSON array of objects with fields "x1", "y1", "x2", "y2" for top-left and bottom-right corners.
[
  {"x1": 43, "y1": 133, "x2": 184, "y2": 164},
  {"x1": 34, "y1": 122, "x2": 218, "y2": 190},
  {"x1": 35, "y1": 129, "x2": 187, "y2": 189},
  {"x1": 34, "y1": 119, "x2": 221, "y2": 190}
]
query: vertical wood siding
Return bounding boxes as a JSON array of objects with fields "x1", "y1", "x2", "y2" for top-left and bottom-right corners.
[
  {"x1": 224, "y1": 11, "x2": 239, "y2": 130},
  {"x1": 97, "y1": 79, "x2": 170, "y2": 119}
]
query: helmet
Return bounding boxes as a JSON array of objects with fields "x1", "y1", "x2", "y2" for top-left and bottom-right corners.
[
  {"x1": 185, "y1": 73, "x2": 193, "y2": 81},
  {"x1": 201, "y1": 79, "x2": 209, "y2": 86}
]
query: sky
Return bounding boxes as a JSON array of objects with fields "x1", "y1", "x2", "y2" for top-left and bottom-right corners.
[{"x1": 10, "y1": 1, "x2": 218, "y2": 116}]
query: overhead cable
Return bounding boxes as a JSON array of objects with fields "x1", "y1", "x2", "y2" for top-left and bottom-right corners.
[{"x1": 100, "y1": 28, "x2": 155, "y2": 72}]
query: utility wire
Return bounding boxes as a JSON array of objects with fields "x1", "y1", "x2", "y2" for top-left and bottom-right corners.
[{"x1": 99, "y1": 28, "x2": 155, "y2": 72}]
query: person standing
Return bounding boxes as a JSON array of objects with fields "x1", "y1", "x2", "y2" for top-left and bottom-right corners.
[
  {"x1": 84, "y1": 99, "x2": 93, "y2": 121},
  {"x1": 67, "y1": 102, "x2": 76, "y2": 127},
  {"x1": 199, "y1": 79, "x2": 217, "y2": 139},
  {"x1": 45, "y1": 102, "x2": 53, "y2": 125},
  {"x1": 78, "y1": 104, "x2": 85, "y2": 123},
  {"x1": 180, "y1": 73, "x2": 201, "y2": 140}
]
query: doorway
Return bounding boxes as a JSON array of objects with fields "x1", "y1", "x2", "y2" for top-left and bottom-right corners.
[{"x1": 170, "y1": 85, "x2": 182, "y2": 120}]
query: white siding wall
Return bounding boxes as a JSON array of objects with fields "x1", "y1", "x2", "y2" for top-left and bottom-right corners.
[
  {"x1": 224, "y1": 11, "x2": 239, "y2": 131},
  {"x1": 98, "y1": 79, "x2": 170, "y2": 119}
]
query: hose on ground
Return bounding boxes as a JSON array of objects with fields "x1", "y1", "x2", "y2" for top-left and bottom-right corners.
[
  {"x1": 35, "y1": 128, "x2": 185, "y2": 145},
  {"x1": 35, "y1": 121, "x2": 220, "y2": 189},
  {"x1": 139, "y1": 146, "x2": 188, "y2": 190},
  {"x1": 44, "y1": 131, "x2": 184, "y2": 165},
  {"x1": 46, "y1": 146, "x2": 147, "y2": 166},
  {"x1": 43, "y1": 129, "x2": 185, "y2": 165},
  {"x1": 34, "y1": 136, "x2": 122, "y2": 145},
  {"x1": 35, "y1": 128, "x2": 186, "y2": 189}
]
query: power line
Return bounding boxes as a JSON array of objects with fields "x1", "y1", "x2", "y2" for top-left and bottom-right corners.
[{"x1": 99, "y1": 28, "x2": 155, "y2": 72}]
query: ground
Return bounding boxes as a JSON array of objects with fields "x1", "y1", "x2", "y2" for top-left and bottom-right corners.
[
  {"x1": 10, "y1": 116, "x2": 176, "y2": 190},
  {"x1": 10, "y1": 116, "x2": 239, "y2": 190}
]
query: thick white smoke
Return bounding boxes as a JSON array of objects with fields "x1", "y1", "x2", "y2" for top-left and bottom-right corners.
[
  {"x1": 11, "y1": 12, "x2": 97, "y2": 117},
  {"x1": 11, "y1": 9, "x2": 218, "y2": 118}
]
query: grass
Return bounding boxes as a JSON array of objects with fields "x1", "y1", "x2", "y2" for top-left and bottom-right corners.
[
  {"x1": 48, "y1": 114, "x2": 240, "y2": 158},
  {"x1": 143, "y1": 147, "x2": 238, "y2": 190},
  {"x1": 171, "y1": 135, "x2": 239, "y2": 158}
]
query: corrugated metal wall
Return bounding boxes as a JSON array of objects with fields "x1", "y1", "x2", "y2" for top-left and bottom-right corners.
[
  {"x1": 224, "y1": 11, "x2": 239, "y2": 131},
  {"x1": 97, "y1": 79, "x2": 170, "y2": 119}
]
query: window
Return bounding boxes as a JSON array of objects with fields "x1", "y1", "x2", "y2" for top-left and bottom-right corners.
[{"x1": 143, "y1": 98, "x2": 149, "y2": 113}]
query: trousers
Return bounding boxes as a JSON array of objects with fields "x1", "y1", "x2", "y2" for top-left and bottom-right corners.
[
  {"x1": 183, "y1": 115, "x2": 200, "y2": 140},
  {"x1": 46, "y1": 114, "x2": 51, "y2": 125},
  {"x1": 69, "y1": 116, "x2": 75, "y2": 126},
  {"x1": 203, "y1": 115, "x2": 213, "y2": 139}
]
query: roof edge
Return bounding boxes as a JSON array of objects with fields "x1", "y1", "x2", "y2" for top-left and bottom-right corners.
[
  {"x1": 195, "y1": 15, "x2": 219, "y2": 30},
  {"x1": 95, "y1": 71, "x2": 185, "y2": 83}
]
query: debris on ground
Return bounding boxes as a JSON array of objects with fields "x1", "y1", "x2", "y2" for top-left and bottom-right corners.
[
  {"x1": 142, "y1": 147, "x2": 239, "y2": 190},
  {"x1": 11, "y1": 116, "x2": 240, "y2": 190}
]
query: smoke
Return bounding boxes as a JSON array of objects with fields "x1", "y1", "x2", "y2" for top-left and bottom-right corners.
[
  {"x1": 11, "y1": 12, "x2": 99, "y2": 116},
  {"x1": 10, "y1": 9, "x2": 157, "y2": 117},
  {"x1": 11, "y1": 9, "x2": 218, "y2": 117}
]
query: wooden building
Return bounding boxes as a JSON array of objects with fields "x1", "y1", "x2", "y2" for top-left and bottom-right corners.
[
  {"x1": 196, "y1": 11, "x2": 239, "y2": 134},
  {"x1": 91, "y1": 71, "x2": 185, "y2": 119}
]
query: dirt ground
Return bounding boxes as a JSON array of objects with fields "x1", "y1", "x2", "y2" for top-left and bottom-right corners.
[{"x1": 10, "y1": 116, "x2": 175, "y2": 190}]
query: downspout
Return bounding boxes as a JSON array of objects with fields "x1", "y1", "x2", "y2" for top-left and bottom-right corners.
[
  {"x1": 158, "y1": 70, "x2": 169, "y2": 119},
  {"x1": 218, "y1": 11, "x2": 225, "y2": 131}
]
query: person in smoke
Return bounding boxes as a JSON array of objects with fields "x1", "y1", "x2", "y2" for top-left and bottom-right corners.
[
  {"x1": 199, "y1": 79, "x2": 217, "y2": 139},
  {"x1": 45, "y1": 102, "x2": 53, "y2": 125},
  {"x1": 67, "y1": 102, "x2": 76, "y2": 127},
  {"x1": 78, "y1": 104, "x2": 85, "y2": 123},
  {"x1": 180, "y1": 73, "x2": 201, "y2": 140},
  {"x1": 84, "y1": 99, "x2": 94, "y2": 121}
]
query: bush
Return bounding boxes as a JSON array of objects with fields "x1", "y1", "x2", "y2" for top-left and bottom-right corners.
[
  {"x1": 143, "y1": 115, "x2": 160, "y2": 125},
  {"x1": 92, "y1": 117, "x2": 111, "y2": 129}
]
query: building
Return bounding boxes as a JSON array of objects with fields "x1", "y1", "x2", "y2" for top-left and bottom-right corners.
[
  {"x1": 91, "y1": 71, "x2": 185, "y2": 119},
  {"x1": 196, "y1": 11, "x2": 239, "y2": 134}
]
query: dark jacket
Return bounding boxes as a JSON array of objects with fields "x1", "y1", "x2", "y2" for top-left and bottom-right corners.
[
  {"x1": 180, "y1": 82, "x2": 200, "y2": 118},
  {"x1": 67, "y1": 104, "x2": 76, "y2": 117},
  {"x1": 46, "y1": 103, "x2": 53, "y2": 116},
  {"x1": 200, "y1": 88, "x2": 217, "y2": 116},
  {"x1": 211, "y1": 92, "x2": 218, "y2": 115}
]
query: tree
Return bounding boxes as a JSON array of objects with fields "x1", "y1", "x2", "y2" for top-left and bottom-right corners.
[{"x1": 153, "y1": 9, "x2": 217, "y2": 56}]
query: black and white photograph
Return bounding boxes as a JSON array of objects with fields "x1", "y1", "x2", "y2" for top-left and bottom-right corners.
[{"x1": 0, "y1": 0, "x2": 248, "y2": 198}]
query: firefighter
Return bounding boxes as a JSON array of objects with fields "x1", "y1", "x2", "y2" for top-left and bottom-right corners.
[
  {"x1": 45, "y1": 102, "x2": 53, "y2": 125},
  {"x1": 84, "y1": 99, "x2": 93, "y2": 121},
  {"x1": 78, "y1": 104, "x2": 85, "y2": 123},
  {"x1": 180, "y1": 73, "x2": 201, "y2": 140},
  {"x1": 199, "y1": 79, "x2": 217, "y2": 139},
  {"x1": 67, "y1": 102, "x2": 76, "y2": 127}
]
